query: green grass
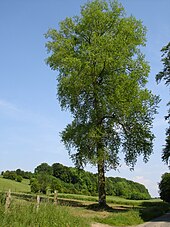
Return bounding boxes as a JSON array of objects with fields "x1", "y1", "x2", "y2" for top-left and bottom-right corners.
[
  {"x1": 94, "y1": 210, "x2": 143, "y2": 226},
  {"x1": 58, "y1": 193, "x2": 160, "y2": 206},
  {"x1": 0, "y1": 176, "x2": 30, "y2": 193},
  {"x1": 0, "y1": 202, "x2": 90, "y2": 227},
  {"x1": 0, "y1": 178, "x2": 169, "y2": 226},
  {"x1": 0, "y1": 190, "x2": 169, "y2": 227}
]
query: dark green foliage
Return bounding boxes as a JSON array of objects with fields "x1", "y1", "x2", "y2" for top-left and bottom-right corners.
[
  {"x1": 50, "y1": 177, "x2": 62, "y2": 193},
  {"x1": 30, "y1": 178, "x2": 40, "y2": 193},
  {"x1": 15, "y1": 175, "x2": 23, "y2": 182},
  {"x1": 30, "y1": 162, "x2": 150, "y2": 199},
  {"x1": 156, "y1": 42, "x2": 170, "y2": 165},
  {"x1": 106, "y1": 177, "x2": 151, "y2": 200},
  {"x1": 159, "y1": 172, "x2": 170, "y2": 202},
  {"x1": 34, "y1": 163, "x2": 52, "y2": 175},
  {"x1": 156, "y1": 42, "x2": 170, "y2": 86},
  {"x1": 3, "y1": 171, "x2": 17, "y2": 181},
  {"x1": 2, "y1": 169, "x2": 33, "y2": 182},
  {"x1": 140, "y1": 201, "x2": 170, "y2": 221}
]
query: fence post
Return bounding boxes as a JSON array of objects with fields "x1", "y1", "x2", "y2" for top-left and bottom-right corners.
[
  {"x1": 36, "y1": 195, "x2": 40, "y2": 212},
  {"x1": 54, "y1": 190, "x2": 58, "y2": 205},
  {"x1": 46, "y1": 189, "x2": 50, "y2": 203},
  {"x1": 5, "y1": 189, "x2": 11, "y2": 213}
]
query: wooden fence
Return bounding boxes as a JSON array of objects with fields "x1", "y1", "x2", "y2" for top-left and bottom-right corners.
[{"x1": 3, "y1": 189, "x2": 58, "y2": 213}]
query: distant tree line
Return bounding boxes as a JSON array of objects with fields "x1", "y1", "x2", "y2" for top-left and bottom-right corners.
[
  {"x1": 1, "y1": 169, "x2": 33, "y2": 182},
  {"x1": 1, "y1": 162, "x2": 151, "y2": 200}
]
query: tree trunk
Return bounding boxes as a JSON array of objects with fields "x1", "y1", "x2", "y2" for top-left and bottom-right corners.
[{"x1": 98, "y1": 159, "x2": 106, "y2": 206}]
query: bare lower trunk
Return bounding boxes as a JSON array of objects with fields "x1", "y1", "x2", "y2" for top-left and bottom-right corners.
[{"x1": 98, "y1": 159, "x2": 106, "y2": 206}]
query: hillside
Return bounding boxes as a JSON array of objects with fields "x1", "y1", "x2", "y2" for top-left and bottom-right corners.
[
  {"x1": 1, "y1": 163, "x2": 151, "y2": 200},
  {"x1": 0, "y1": 176, "x2": 30, "y2": 193}
]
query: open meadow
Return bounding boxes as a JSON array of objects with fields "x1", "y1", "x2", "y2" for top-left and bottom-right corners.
[
  {"x1": 0, "y1": 177, "x2": 169, "y2": 227},
  {"x1": 0, "y1": 176, "x2": 30, "y2": 193}
]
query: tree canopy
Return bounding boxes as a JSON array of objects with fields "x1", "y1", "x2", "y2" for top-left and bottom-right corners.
[
  {"x1": 159, "y1": 172, "x2": 170, "y2": 203},
  {"x1": 45, "y1": 0, "x2": 159, "y2": 206},
  {"x1": 156, "y1": 42, "x2": 170, "y2": 165}
]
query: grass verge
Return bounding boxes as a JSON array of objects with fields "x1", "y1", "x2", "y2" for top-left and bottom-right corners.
[
  {"x1": 0, "y1": 202, "x2": 90, "y2": 227},
  {"x1": 0, "y1": 191, "x2": 169, "y2": 227}
]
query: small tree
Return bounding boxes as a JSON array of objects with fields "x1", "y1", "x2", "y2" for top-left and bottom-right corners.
[
  {"x1": 45, "y1": 0, "x2": 159, "y2": 206},
  {"x1": 159, "y1": 172, "x2": 170, "y2": 203}
]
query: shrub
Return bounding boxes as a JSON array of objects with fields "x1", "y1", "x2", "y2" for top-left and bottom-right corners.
[
  {"x1": 15, "y1": 175, "x2": 23, "y2": 182},
  {"x1": 159, "y1": 172, "x2": 170, "y2": 202}
]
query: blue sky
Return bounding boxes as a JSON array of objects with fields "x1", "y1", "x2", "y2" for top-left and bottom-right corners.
[{"x1": 0, "y1": 0, "x2": 169, "y2": 197}]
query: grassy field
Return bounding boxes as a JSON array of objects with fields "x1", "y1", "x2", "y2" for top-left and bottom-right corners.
[
  {"x1": 0, "y1": 192, "x2": 169, "y2": 227},
  {"x1": 58, "y1": 192, "x2": 161, "y2": 206},
  {"x1": 0, "y1": 176, "x2": 30, "y2": 193},
  {"x1": 0, "y1": 202, "x2": 89, "y2": 227},
  {"x1": 0, "y1": 177, "x2": 169, "y2": 226}
]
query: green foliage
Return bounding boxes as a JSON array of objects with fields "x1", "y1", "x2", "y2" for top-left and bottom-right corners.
[
  {"x1": 2, "y1": 169, "x2": 33, "y2": 180},
  {"x1": 1, "y1": 162, "x2": 151, "y2": 200},
  {"x1": 3, "y1": 171, "x2": 17, "y2": 181},
  {"x1": 15, "y1": 169, "x2": 33, "y2": 179},
  {"x1": 140, "y1": 201, "x2": 170, "y2": 221},
  {"x1": 156, "y1": 42, "x2": 170, "y2": 165},
  {"x1": 106, "y1": 177, "x2": 151, "y2": 199},
  {"x1": 3, "y1": 171, "x2": 23, "y2": 183},
  {"x1": 34, "y1": 162, "x2": 52, "y2": 175},
  {"x1": 156, "y1": 42, "x2": 170, "y2": 85},
  {"x1": 50, "y1": 177, "x2": 62, "y2": 193},
  {"x1": 159, "y1": 172, "x2": 170, "y2": 202},
  {"x1": 30, "y1": 162, "x2": 151, "y2": 199},
  {"x1": 45, "y1": 0, "x2": 159, "y2": 205},
  {"x1": 45, "y1": 0, "x2": 159, "y2": 169},
  {"x1": 30, "y1": 178, "x2": 40, "y2": 193},
  {"x1": 15, "y1": 175, "x2": 23, "y2": 183}
]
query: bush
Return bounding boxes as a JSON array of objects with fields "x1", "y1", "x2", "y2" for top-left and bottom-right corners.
[
  {"x1": 3, "y1": 171, "x2": 17, "y2": 180},
  {"x1": 159, "y1": 172, "x2": 170, "y2": 202},
  {"x1": 30, "y1": 178, "x2": 40, "y2": 193},
  {"x1": 15, "y1": 175, "x2": 23, "y2": 182}
]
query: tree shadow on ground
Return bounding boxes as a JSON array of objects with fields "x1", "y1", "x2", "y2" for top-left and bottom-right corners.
[
  {"x1": 58, "y1": 198, "x2": 130, "y2": 213},
  {"x1": 58, "y1": 198, "x2": 85, "y2": 207},
  {"x1": 85, "y1": 203, "x2": 129, "y2": 213},
  {"x1": 139, "y1": 201, "x2": 170, "y2": 222}
]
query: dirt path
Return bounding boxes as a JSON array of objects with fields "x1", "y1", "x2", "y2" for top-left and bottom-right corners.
[
  {"x1": 91, "y1": 212, "x2": 170, "y2": 227},
  {"x1": 135, "y1": 212, "x2": 170, "y2": 227},
  {"x1": 91, "y1": 224, "x2": 112, "y2": 227}
]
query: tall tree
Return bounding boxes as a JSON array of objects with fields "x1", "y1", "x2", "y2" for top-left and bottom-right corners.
[
  {"x1": 156, "y1": 42, "x2": 170, "y2": 165},
  {"x1": 45, "y1": 0, "x2": 159, "y2": 206}
]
